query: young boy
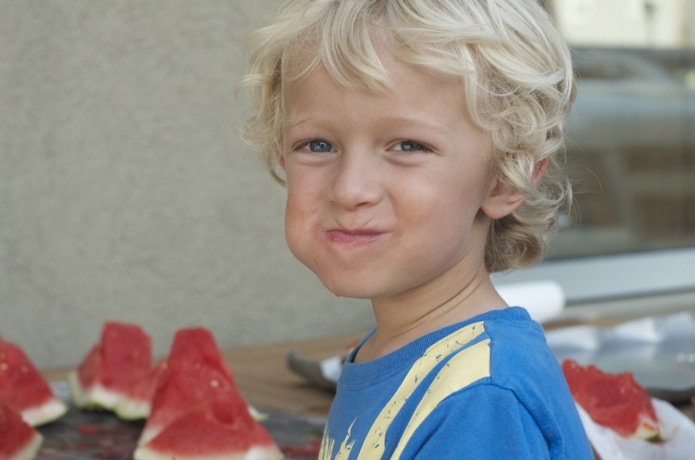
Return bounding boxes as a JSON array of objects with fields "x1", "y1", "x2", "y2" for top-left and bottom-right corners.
[{"x1": 243, "y1": 0, "x2": 593, "y2": 458}]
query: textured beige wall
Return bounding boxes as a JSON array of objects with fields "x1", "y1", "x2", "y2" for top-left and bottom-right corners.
[{"x1": 0, "y1": 0, "x2": 373, "y2": 369}]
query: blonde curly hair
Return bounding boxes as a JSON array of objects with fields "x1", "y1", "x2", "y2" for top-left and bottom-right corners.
[{"x1": 241, "y1": 0, "x2": 575, "y2": 273}]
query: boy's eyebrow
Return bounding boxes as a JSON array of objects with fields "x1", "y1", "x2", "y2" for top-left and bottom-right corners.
[
  {"x1": 285, "y1": 115, "x2": 451, "y2": 134},
  {"x1": 380, "y1": 115, "x2": 451, "y2": 133},
  {"x1": 284, "y1": 116, "x2": 314, "y2": 130}
]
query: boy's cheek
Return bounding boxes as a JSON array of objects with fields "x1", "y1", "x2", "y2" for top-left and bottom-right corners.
[
  {"x1": 283, "y1": 215, "x2": 303, "y2": 261},
  {"x1": 284, "y1": 215, "x2": 321, "y2": 279},
  {"x1": 283, "y1": 196, "x2": 312, "y2": 258}
]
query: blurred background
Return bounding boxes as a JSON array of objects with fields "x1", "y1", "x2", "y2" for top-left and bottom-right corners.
[
  {"x1": 1, "y1": 0, "x2": 694, "y2": 369},
  {"x1": 497, "y1": 0, "x2": 695, "y2": 307}
]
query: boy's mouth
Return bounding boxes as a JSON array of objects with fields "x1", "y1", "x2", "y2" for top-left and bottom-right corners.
[{"x1": 323, "y1": 228, "x2": 388, "y2": 245}]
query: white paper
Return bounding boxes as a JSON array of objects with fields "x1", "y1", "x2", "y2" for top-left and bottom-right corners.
[
  {"x1": 546, "y1": 324, "x2": 602, "y2": 351},
  {"x1": 320, "y1": 355, "x2": 343, "y2": 383},
  {"x1": 577, "y1": 398, "x2": 695, "y2": 460},
  {"x1": 496, "y1": 280, "x2": 565, "y2": 323}
]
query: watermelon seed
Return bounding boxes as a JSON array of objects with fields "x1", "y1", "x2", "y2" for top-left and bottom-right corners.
[
  {"x1": 0, "y1": 363, "x2": 7, "y2": 371},
  {"x1": 210, "y1": 379, "x2": 220, "y2": 387}
]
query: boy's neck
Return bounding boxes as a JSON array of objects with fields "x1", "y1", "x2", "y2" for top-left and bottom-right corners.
[{"x1": 355, "y1": 268, "x2": 507, "y2": 363}]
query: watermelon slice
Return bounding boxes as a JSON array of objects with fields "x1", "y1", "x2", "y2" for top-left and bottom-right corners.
[
  {"x1": 0, "y1": 337, "x2": 68, "y2": 426},
  {"x1": 0, "y1": 399, "x2": 43, "y2": 460},
  {"x1": 137, "y1": 327, "x2": 245, "y2": 445},
  {"x1": 114, "y1": 360, "x2": 168, "y2": 420},
  {"x1": 68, "y1": 321, "x2": 152, "y2": 411},
  {"x1": 133, "y1": 393, "x2": 283, "y2": 460},
  {"x1": 562, "y1": 359, "x2": 662, "y2": 441}
]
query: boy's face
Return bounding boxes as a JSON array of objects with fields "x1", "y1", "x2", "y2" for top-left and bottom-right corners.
[{"x1": 277, "y1": 49, "x2": 518, "y2": 301}]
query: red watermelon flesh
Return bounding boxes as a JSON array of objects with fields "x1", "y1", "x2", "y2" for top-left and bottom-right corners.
[
  {"x1": 0, "y1": 337, "x2": 67, "y2": 426},
  {"x1": 137, "y1": 327, "x2": 244, "y2": 445},
  {"x1": 562, "y1": 359, "x2": 662, "y2": 441},
  {"x1": 0, "y1": 399, "x2": 43, "y2": 460},
  {"x1": 115, "y1": 360, "x2": 168, "y2": 420},
  {"x1": 133, "y1": 393, "x2": 282, "y2": 460},
  {"x1": 68, "y1": 321, "x2": 152, "y2": 411}
]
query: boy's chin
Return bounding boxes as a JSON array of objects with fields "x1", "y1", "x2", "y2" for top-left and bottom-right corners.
[
  {"x1": 322, "y1": 284, "x2": 372, "y2": 300},
  {"x1": 317, "y1": 275, "x2": 383, "y2": 300}
]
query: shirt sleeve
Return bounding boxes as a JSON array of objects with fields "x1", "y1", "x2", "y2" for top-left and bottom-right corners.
[{"x1": 399, "y1": 384, "x2": 552, "y2": 460}]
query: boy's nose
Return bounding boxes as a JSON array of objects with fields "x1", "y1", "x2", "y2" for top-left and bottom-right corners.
[{"x1": 329, "y1": 149, "x2": 384, "y2": 210}]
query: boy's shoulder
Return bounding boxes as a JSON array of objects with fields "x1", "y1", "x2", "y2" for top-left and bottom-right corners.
[
  {"x1": 444, "y1": 307, "x2": 566, "y2": 394},
  {"x1": 441, "y1": 308, "x2": 583, "y2": 435},
  {"x1": 406, "y1": 307, "x2": 570, "y2": 412},
  {"x1": 436, "y1": 306, "x2": 549, "y2": 360}
]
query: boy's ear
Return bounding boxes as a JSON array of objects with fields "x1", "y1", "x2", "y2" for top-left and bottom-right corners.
[
  {"x1": 481, "y1": 159, "x2": 548, "y2": 220},
  {"x1": 532, "y1": 158, "x2": 549, "y2": 182},
  {"x1": 481, "y1": 182, "x2": 527, "y2": 220}
]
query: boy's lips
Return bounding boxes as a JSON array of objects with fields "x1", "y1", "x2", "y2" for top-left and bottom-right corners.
[{"x1": 323, "y1": 228, "x2": 389, "y2": 245}]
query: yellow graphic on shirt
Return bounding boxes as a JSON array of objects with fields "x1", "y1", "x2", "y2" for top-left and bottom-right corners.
[
  {"x1": 320, "y1": 420, "x2": 357, "y2": 459},
  {"x1": 389, "y1": 338, "x2": 491, "y2": 459},
  {"x1": 319, "y1": 321, "x2": 490, "y2": 459},
  {"x1": 319, "y1": 427, "x2": 335, "y2": 460}
]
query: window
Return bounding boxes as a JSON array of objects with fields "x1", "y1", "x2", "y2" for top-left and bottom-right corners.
[{"x1": 493, "y1": 0, "x2": 695, "y2": 305}]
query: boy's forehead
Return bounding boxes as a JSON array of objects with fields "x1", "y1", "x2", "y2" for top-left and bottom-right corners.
[
  {"x1": 281, "y1": 47, "x2": 480, "y2": 138},
  {"x1": 281, "y1": 37, "x2": 464, "y2": 96}
]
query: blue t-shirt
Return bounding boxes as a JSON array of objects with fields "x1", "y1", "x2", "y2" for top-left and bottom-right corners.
[{"x1": 318, "y1": 307, "x2": 593, "y2": 459}]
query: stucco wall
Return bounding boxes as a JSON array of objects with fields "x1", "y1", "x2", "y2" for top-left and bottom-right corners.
[{"x1": 0, "y1": 0, "x2": 373, "y2": 369}]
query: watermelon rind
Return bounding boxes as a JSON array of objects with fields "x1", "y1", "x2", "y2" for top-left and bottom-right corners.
[
  {"x1": 133, "y1": 445, "x2": 284, "y2": 460},
  {"x1": 114, "y1": 397, "x2": 152, "y2": 421},
  {"x1": 633, "y1": 413, "x2": 663, "y2": 443},
  {"x1": 248, "y1": 405, "x2": 268, "y2": 422},
  {"x1": 67, "y1": 370, "x2": 125, "y2": 411},
  {"x1": 114, "y1": 360, "x2": 168, "y2": 421},
  {"x1": 5, "y1": 431, "x2": 43, "y2": 460},
  {"x1": 21, "y1": 397, "x2": 68, "y2": 427}
]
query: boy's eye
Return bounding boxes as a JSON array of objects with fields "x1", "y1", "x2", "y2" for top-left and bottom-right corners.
[
  {"x1": 300, "y1": 139, "x2": 334, "y2": 153},
  {"x1": 393, "y1": 140, "x2": 430, "y2": 153}
]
